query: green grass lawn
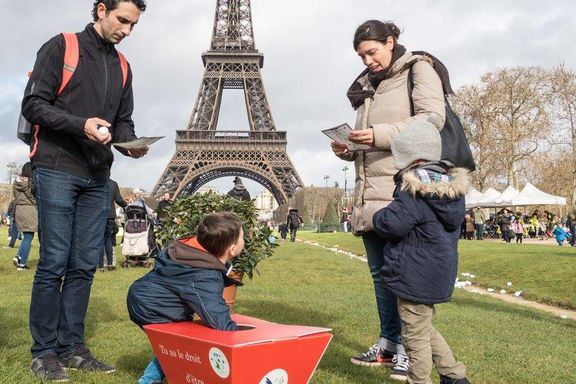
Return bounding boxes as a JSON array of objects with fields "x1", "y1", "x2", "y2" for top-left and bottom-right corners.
[
  {"x1": 298, "y1": 231, "x2": 576, "y2": 309},
  {"x1": 0, "y1": 228, "x2": 575, "y2": 383}
]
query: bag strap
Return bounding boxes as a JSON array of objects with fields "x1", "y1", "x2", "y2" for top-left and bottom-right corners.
[
  {"x1": 58, "y1": 33, "x2": 128, "y2": 93},
  {"x1": 407, "y1": 63, "x2": 453, "y2": 116},
  {"x1": 117, "y1": 51, "x2": 128, "y2": 88},
  {"x1": 59, "y1": 33, "x2": 80, "y2": 95},
  {"x1": 407, "y1": 66, "x2": 415, "y2": 117}
]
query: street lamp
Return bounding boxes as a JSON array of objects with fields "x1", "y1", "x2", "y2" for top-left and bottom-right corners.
[
  {"x1": 342, "y1": 165, "x2": 349, "y2": 199},
  {"x1": 323, "y1": 175, "x2": 330, "y2": 189}
]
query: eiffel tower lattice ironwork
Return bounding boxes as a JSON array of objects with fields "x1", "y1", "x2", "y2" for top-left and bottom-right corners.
[{"x1": 151, "y1": 0, "x2": 303, "y2": 204}]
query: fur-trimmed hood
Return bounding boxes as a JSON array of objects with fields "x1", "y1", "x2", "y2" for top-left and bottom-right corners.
[
  {"x1": 398, "y1": 163, "x2": 469, "y2": 232},
  {"x1": 399, "y1": 165, "x2": 469, "y2": 199}
]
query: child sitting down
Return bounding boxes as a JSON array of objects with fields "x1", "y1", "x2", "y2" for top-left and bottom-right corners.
[
  {"x1": 372, "y1": 119, "x2": 471, "y2": 384},
  {"x1": 127, "y1": 212, "x2": 244, "y2": 384}
]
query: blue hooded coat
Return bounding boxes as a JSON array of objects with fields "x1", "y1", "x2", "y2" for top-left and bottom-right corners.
[
  {"x1": 372, "y1": 163, "x2": 469, "y2": 304},
  {"x1": 127, "y1": 237, "x2": 240, "y2": 330}
]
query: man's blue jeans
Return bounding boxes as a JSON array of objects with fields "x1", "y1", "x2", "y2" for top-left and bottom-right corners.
[
  {"x1": 29, "y1": 167, "x2": 109, "y2": 358},
  {"x1": 362, "y1": 230, "x2": 403, "y2": 352}
]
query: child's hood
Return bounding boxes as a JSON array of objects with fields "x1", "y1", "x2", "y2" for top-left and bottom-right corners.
[
  {"x1": 399, "y1": 163, "x2": 469, "y2": 231},
  {"x1": 160, "y1": 237, "x2": 228, "y2": 274}
]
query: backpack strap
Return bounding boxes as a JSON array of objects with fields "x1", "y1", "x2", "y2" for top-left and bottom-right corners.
[
  {"x1": 117, "y1": 51, "x2": 128, "y2": 88},
  {"x1": 407, "y1": 66, "x2": 415, "y2": 117},
  {"x1": 59, "y1": 33, "x2": 79, "y2": 95}
]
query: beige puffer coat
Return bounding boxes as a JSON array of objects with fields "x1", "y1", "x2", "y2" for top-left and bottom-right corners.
[{"x1": 341, "y1": 52, "x2": 446, "y2": 234}]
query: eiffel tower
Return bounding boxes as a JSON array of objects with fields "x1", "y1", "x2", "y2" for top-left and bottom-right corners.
[{"x1": 151, "y1": 0, "x2": 303, "y2": 204}]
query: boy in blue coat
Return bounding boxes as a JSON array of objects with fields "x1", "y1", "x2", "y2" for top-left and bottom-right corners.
[
  {"x1": 372, "y1": 119, "x2": 471, "y2": 384},
  {"x1": 127, "y1": 212, "x2": 244, "y2": 384}
]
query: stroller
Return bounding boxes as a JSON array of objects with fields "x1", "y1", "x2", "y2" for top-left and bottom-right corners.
[{"x1": 121, "y1": 204, "x2": 159, "y2": 268}]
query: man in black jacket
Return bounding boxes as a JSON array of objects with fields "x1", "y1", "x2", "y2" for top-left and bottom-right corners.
[{"x1": 21, "y1": 1, "x2": 147, "y2": 381}]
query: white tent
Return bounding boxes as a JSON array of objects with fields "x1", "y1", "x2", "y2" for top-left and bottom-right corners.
[
  {"x1": 465, "y1": 189, "x2": 487, "y2": 208},
  {"x1": 493, "y1": 186, "x2": 519, "y2": 207},
  {"x1": 467, "y1": 187, "x2": 501, "y2": 207},
  {"x1": 479, "y1": 188, "x2": 501, "y2": 206},
  {"x1": 510, "y1": 183, "x2": 567, "y2": 206}
]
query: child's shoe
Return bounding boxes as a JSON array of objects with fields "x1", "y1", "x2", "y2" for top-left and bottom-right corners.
[{"x1": 440, "y1": 375, "x2": 471, "y2": 384}]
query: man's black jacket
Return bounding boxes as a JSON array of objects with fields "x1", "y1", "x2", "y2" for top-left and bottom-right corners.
[{"x1": 22, "y1": 24, "x2": 137, "y2": 179}]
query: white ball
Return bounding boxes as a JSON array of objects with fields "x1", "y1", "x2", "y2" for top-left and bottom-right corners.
[
  {"x1": 98, "y1": 126, "x2": 109, "y2": 135},
  {"x1": 507, "y1": 282, "x2": 513, "y2": 287}
]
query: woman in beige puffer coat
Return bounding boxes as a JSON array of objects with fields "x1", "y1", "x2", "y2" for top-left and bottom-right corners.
[{"x1": 331, "y1": 20, "x2": 447, "y2": 379}]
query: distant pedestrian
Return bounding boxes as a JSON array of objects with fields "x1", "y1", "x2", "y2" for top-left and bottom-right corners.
[
  {"x1": 278, "y1": 223, "x2": 288, "y2": 241},
  {"x1": 464, "y1": 213, "x2": 475, "y2": 240},
  {"x1": 553, "y1": 223, "x2": 567, "y2": 246},
  {"x1": 227, "y1": 177, "x2": 251, "y2": 201},
  {"x1": 286, "y1": 208, "x2": 302, "y2": 242},
  {"x1": 99, "y1": 179, "x2": 126, "y2": 271},
  {"x1": 12, "y1": 162, "x2": 38, "y2": 270},
  {"x1": 512, "y1": 219, "x2": 524, "y2": 244},
  {"x1": 6, "y1": 199, "x2": 20, "y2": 248},
  {"x1": 473, "y1": 207, "x2": 485, "y2": 240}
]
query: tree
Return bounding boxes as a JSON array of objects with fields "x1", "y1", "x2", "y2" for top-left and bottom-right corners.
[
  {"x1": 548, "y1": 64, "x2": 576, "y2": 208},
  {"x1": 453, "y1": 66, "x2": 551, "y2": 189}
]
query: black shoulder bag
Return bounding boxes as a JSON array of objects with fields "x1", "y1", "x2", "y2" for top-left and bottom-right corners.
[{"x1": 407, "y1": 66, "x2": 476, "y2": 171}]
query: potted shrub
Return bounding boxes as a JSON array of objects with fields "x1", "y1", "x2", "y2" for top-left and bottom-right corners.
[
  {"x1": 155, "y1": 191, "x2": 276, "y2": 311},
  {"x1": 155, "y1": 191, "x2": 276, "y2": 280}
]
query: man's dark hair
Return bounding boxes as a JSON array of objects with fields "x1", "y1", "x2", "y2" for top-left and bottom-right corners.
[
  {"x1": 92, "y1": 0, "x2": 147, "y2": 22},
  {"x1": 197, "y1": 212, "x2": 242, "y2": 257}
]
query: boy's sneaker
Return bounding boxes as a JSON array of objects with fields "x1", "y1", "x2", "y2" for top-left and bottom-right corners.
[
  {"x1": 59, "y1": 345, "x2": 116, "y2": 373},
  {"x1": 30, "y1": 353, "x2": 70, "y2": 382},
  {"x1": 17, "y1": 264, "x2": 31, "y2": 271},
  {"x1": 350, "y1": 344, "x2": 394, "y2": 366},
  {"x1": 440, "y1": 375, "x2": 471, "y2": 384},
  {"x1": 12, "y1": 255, "x2": 21, "y2": 267},
  {"x1": 389, "y1": 354, "x2": 410, "y2": 381}
]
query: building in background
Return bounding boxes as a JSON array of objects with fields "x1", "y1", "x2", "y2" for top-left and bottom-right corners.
[{"x1": 254, "y1": 189, "x2": 278, "y2": 222}]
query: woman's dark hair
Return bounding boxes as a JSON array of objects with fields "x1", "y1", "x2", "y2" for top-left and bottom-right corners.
[
  {"x1": 92, "y1": 0, "x2": 147, "y2": 22},
  {"x1": 20, "y1": 162, "x2": 32, "y2": 178},
  {"x1": 197, "y1": 212, "x2": 242, "y2": 257},
  {"x1": 353, "y1": 20, "x2": 401, "y2": 50}
]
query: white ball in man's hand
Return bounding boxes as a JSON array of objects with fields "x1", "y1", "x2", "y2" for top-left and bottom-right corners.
[{"x1": 98, "y1": 126, "x2": 109, "y2": 135}]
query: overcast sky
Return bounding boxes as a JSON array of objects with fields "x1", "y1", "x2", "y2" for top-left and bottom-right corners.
[{"x1": 1, "y1": 0, "x2": 575, "y2": 197}]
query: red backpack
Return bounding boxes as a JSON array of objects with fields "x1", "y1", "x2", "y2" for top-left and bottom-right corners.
[{"x1": 18, "y1": 32, "x2": 128, "y2": 154}]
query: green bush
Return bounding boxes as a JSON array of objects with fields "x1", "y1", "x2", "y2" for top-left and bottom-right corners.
[
  {"x1": 319, "y1": 197, "x2": 340, "y2": 232},
  {"x1": 155, "y1": 191, "x2": 275, "y2": 279}
]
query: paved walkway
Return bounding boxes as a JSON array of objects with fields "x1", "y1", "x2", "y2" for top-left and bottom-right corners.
[{"x1": 300, "y1": 239, "x2": 576, "y2": 321}]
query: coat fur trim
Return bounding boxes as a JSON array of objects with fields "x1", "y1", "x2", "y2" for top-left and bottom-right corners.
[{"x1": 400, "y1": 167, "x2": 469, "y2": 199}]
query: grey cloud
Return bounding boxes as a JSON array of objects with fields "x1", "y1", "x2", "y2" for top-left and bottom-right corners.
[{"x1": 1, "y1": 0, "x2": 575, "y2": 195}]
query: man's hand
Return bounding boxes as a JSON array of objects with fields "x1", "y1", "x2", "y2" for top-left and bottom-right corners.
[
  {"x1": 127, "y1": 146, "x2": 149, "y2": 158},
  {"x1": 348, "y1": 128, "x2": 374, "y2": 146},
  {"x1": 84, "y1": 117, "x2": 111, "y2": 144}
]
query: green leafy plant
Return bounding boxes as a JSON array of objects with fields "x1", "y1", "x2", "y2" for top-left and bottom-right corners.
[{"x1": 155, "y1": 191, "x2": 276, "y2": 279}]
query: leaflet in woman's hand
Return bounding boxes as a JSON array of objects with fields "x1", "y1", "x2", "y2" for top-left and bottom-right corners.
[{"x1": 322, "y1": 123, "x2": 370, "y2": 150}]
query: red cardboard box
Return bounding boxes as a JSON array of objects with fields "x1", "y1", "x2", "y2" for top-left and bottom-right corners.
[{"x1": 144, "y1": 314, "x2": 332, "y2": 384}]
